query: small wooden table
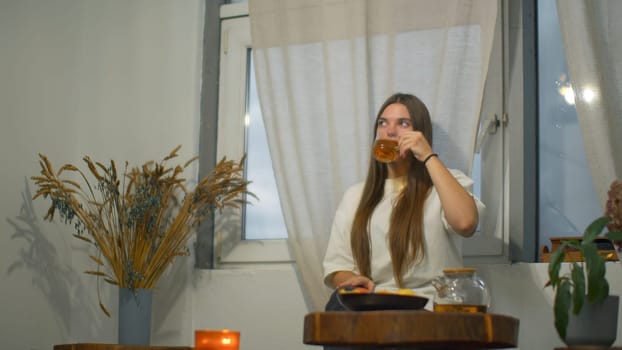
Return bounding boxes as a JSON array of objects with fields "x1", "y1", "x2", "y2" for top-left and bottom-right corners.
[
  {"x1": 304, "y1": 310, "x2": 519, "y2": 349},
  {"x1": 53, "y1": 344, "x2": 191, "y2": 350}
]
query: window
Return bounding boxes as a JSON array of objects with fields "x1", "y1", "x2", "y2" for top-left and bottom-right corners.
[
  {"x1": 244, "y1": 55, "x2": 288, "y2": 240},
  {"x1": 536, "y1": 1, "x2": 601, "y2": 258},
  {"x1": 463, "y1": 2, "x2": 506, "y2": 261},
  {"x1": 215, "y1": 4, "x2": 292, "y2": 265},
  {"x1": 214, "y1": 2, "x2": 512, "y2": 265},
  {"x1": 212, "y1": 1, "x2": 606, "y2": 265}
]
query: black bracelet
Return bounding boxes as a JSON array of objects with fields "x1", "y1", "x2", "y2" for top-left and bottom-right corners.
[{"x1": 422, "y1": 153, "x2": 438, "y2": 165}]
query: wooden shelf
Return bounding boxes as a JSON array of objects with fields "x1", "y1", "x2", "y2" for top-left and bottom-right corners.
[{"x1": 540, "y1": 236, "x2": 619, "y2": 262}]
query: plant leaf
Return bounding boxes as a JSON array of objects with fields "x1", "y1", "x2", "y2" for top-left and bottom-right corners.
[
  {"x1": 570, "y1": 262, "x2": 585, "y2": 314},
  {"x1": 84, "y1": 270, "x2": 107, "y2": 276},
  {"x1": 99, "y1": 302, "x2": 111, "y2": 318},
  {"x1": 73, "y1": 234, "x2": 93, "y2": 244},
  {"x1": 583, "y1": 216, "x2": 609, "y2": 243},
  {"x1": 564, "y1": 239, "x2": 581, "y2": 250},
  {"x1": 548, "y1": 242, "x2": 567, "y2": 287},
  {"x1": 555, "y1": 279, "x2": 571, "y2": 340},
  {"x1": 605, "y1": 231, "x2": 622, "y2": 241},
  {"x1": 582, "y1": 242, "x2": 608, "y2": 303},
  {"x1": 104, "y1": 278, "x2": 118, "y2": 285},
  {"x1": 89, "y1": 255, "x2": 104, "y2": 266},
  {"x1": 592, "y1": 278, "x2": 609, "y2": 304}
]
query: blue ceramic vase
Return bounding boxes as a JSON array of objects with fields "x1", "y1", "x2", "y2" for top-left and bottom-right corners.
[{"x1": 118, "y1": 287, "x2": 153, "y2": 345}]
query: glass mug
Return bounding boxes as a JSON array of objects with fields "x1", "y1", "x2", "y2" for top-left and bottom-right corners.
[{"x1": 373, "y1": 139, "x2": 399, "y2": 163}]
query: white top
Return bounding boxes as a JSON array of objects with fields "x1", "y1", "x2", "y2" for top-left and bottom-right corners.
[{"x1": 322, "y1": 169, "x2": 485, "y2": 306}]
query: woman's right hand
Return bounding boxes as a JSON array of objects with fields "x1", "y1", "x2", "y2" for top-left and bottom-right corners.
[{"x1": 332, "y1": 271, "x2": 375, "y2": 292}]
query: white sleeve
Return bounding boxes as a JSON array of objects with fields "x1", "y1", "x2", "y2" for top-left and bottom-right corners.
[
  {"x1": 440, "y1": 169, "x2": 486, "y2": 233},
  {"x1": 322, "y1": 183, "x2": 363, "y2": 288}
]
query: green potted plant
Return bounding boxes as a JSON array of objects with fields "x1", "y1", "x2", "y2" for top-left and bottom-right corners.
[{"x1": 546, "y1": 179, "x2": 622, "y2": 346}]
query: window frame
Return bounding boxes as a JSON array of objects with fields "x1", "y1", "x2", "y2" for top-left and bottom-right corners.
[
  {"x1": 462, "y1": 0, "x2": 508, "y2": 262},
  {"x1": 207, "y1": 0, "x2": 535, "y2": 267},
  {"x1": 214, "y1": 3, "x2": 293, "y2": 266}
]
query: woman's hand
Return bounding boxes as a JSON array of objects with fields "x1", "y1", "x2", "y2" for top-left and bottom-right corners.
[
  {"x1": 331, "y1": 271, "x2": 375, "y2": 292},
  {"x1": 398, "y1": 130, "x2": 434, "y2": 161}
]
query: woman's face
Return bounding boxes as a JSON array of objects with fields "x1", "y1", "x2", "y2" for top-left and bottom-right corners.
[{"x1": 375, "y1": 103, "x2": 413, "y2": 140}]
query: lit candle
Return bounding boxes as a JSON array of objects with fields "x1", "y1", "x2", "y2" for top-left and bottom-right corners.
[{"x1": 195, "y1": 329, "x2": 240, "y2": 350}]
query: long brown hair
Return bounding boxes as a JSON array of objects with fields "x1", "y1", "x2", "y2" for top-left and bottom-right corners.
[{"x1": 350, "y1": 93, "x2": 434, "y2": 287}]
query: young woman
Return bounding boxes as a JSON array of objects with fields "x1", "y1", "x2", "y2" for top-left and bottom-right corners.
[{"x1": 323, "y1": 92, "x2": 485, "y2": 309}]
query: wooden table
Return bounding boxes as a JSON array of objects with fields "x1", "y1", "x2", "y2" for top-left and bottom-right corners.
[
  {"x1": 304, "y1": 310, "x2": 519, "y2": 349},
  {"x1": 53, "y1": 344, "x2": 191, "y2": 350}
]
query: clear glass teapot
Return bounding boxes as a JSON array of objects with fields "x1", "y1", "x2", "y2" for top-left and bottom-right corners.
[{"x1": 431, "y1": 267, "x2": 491, "y2": 313}]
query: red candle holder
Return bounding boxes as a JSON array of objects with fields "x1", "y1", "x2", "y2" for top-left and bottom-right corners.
[{"x1": 195, "y1": 329, "x2": 240, "y2": 350}]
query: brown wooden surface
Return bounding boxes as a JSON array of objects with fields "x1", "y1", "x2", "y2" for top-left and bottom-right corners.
[
  {"x1": 304, "y1": 310, "x2": 519, "y2": 349},
  {"x1": 53, "y1": 344, "x2": 191, "y2": 350}
]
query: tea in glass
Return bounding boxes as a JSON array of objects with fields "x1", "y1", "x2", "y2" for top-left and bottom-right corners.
[
  {"x1": 373, "y1": 139, "x2": 399, "y2": 163},
  {"x1": 431, "y1": 267, "x2": 491, "y2": 313},
  {"x1": 433, "y1": 303, "x2": 487, "y2": 313}
]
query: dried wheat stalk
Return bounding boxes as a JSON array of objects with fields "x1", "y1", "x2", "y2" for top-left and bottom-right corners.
[{"x1": 31, "y1": 145, "x2": 254, "y2": 316}]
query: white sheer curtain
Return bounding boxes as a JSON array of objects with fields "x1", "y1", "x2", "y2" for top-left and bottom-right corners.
[
  {"x1": 249, "y1": 0, "x2": 498, "y2": 310},
  {"x1": 557, "y1": 0, "x2": 622, "y2": 204}
]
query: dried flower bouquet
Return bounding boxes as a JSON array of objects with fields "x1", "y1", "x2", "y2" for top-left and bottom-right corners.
[{"x1": 31, "y1": 145, "x2": 253, "y2": 315}]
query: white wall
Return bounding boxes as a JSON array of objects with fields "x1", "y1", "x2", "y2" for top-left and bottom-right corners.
[
  {"x1": 1, "y1": 1, "x2": 621, "y2": 350},
  {"x1": 0, "y1": 0, "x2": 204, "y2": 348}
]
